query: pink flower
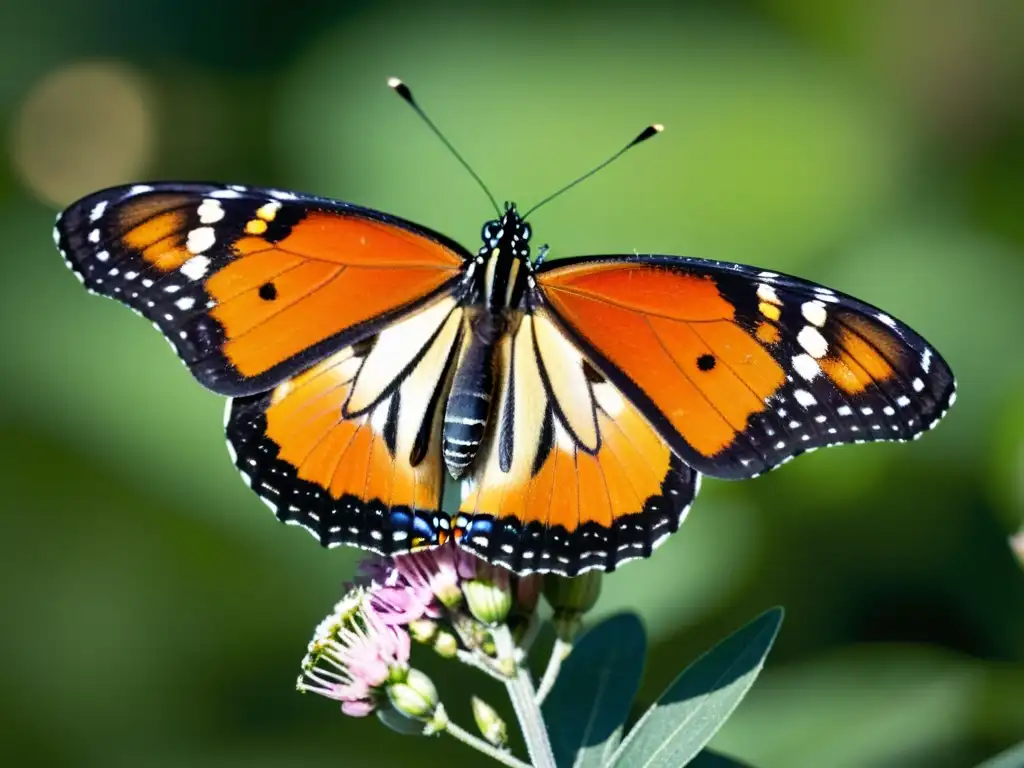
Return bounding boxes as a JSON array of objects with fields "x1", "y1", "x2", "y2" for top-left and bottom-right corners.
[
  {"x1": 358, "y1": 545, "x2": 475, "y2": 618},
  {"x1": 297, "y1": 589, "x2": 411, "y2": 717}
]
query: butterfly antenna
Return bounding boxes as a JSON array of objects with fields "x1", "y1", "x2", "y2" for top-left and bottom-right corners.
[
  {"x1": 522, "y1": 124, "x2": 664, "y2": 219},
  {"x1": 388, "y1": 77, "x2": 501, "y2": 216}
]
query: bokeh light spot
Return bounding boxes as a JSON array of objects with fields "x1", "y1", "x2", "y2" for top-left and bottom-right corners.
[{"x1": 11, "y1": 60, "x2": 155, "y2": 208}]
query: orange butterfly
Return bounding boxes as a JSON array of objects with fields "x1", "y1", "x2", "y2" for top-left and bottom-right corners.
[{"x1": 53, "y1": 81, "x2": 955, "y2": 576}]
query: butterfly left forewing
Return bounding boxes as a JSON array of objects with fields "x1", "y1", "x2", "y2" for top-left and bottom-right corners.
[
  {"x1": 226, "y1": 295, "x2": 465, "y2": 553},
  {"x1": 535, "y1": 255, "x2": 956, "y2": 479},
  {"x1": 55, "y1": 183, "x2": 468, "y2": 396},
  {"x1": 456, "y1": 312, "x2": 699, "y2": 576}
]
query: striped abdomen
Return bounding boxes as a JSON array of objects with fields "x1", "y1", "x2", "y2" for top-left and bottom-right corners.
[{"x1": 443, "y1": 314, "x2": 503, "y2": 478}]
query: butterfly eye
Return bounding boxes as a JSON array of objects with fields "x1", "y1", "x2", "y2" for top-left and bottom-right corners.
[
  {"x1": 482, "y1": 222, "x2": 498, "y2": 242},
  {"x1": 520, "y1": 223, "x2": 532, "y2": 241}
]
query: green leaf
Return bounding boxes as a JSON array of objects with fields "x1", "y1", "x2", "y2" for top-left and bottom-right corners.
[
  {"x1": 612, "y1": 607, "x2": 784, "y2": 768},
  {"x1": 976, "y1": 741, "x2": 1024, "y2": 768},
  {"x1": 543, "y1": 613, "x2": 647, "y2": 768}
]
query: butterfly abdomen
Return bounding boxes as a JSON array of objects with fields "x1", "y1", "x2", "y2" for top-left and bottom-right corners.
[{"x1": 443, "y1": 313, "x2": 504, "y2": 478}]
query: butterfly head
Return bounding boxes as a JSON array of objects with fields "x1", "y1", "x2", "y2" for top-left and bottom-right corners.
[
  {"x1": 480, "y1": 204, "x2": 531, "y2": 252},
  {"x1": 477, "y1": 204, "x2": 531, "y2": 313}
]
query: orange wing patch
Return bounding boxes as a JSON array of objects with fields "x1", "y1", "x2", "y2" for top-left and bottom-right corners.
[
  {"x1": 817, "y1": 314, "x2": 898, "y2": 394},
  {"x1": 210, "y1": 216, "x2": 463, "y2": 380},
  {"x1": 539, "y1": 263, "x2": 785, "y2": 459},
  {"x1": 120, "y1": 200, "x2": 192, "y2": 270},
  {"x1": 456, "y1": 313, "x2": 698, "y2": 576}
]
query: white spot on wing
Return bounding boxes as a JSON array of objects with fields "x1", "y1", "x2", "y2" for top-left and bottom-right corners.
[
  {"x1": 792, "y1": 353, "x2": 821, "y2": 381},
  {"x1": 89, "y1": 200, "x2": 108, "y2": 222},
  {"x1": 797, "y1": 326, "x2": 828, "y2": 358},
  {"x1": 793, "y1": 388, "x2": 817, "y2": 407},
  {"x1": 186, "y1": 227, "x2": 216, "y2": 254},
  {"x1": 756, "y1": 283, "x2": 780, "y2": 304},
  {"x1": 877, "y1": 313, "x2": 897, "y2": 328},
  {"x1": 197, "y1": 199, "x2": 225, "y2": 224},
  {"x1": 801, "y1": 300, "x2": 827, "y2": 327},
  {"x1": 181, "y1": 255, "x2": 211, "y2": 280},
  {"x1": 921, "y1": 348, "x2": 933, "y2": 373},
  {"x1": 175, "y1": 297, "x2": 195, "y2": 311}
]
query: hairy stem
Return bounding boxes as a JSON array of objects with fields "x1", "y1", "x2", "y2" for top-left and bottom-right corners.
[
  {"x1": 494, "y1": 625, "x2": 556, "y2": 768},
  {"x1": 535, "y1": 638, "x2": 573, "y2": 706},
  {"x1": 456, "y1": 648, "x2": 508, "y2": 681},
  {"x1": 444, "y1": 720, "x2": 531, "y2": 768}
]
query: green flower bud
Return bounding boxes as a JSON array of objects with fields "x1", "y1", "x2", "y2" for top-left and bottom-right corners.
[
  {"x1": 433, "y1": 630, "x2": 458, "y2": 659},
  {"x1": 471, "y1": 696, "x2": 508, "y2": 747},
  {"x1": 1011, "y1": 531, "x2": 1024, "y2": 570},
  {"x1": 543, "y1": 571, "x2": 603, "y2": 640},
  {"x1": 514, "y1": 573, "x2": 543, "y2": 615},
  {"x1": 377, "y1": 705, "x2": 427, "y2": 735},
  {"x1": 463, "y1": 570, "x2": 513, "y2": 626},
  {"x1": 408, "y1": 619, "x2": 438, "y2": 645},
  {"x1": 387, "y1": 668, "x2": 439, "y2": 720}
]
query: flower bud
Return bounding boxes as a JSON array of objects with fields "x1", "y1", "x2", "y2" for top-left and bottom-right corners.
[
  {"x1": 514, "y1": 573, "x2": 543, "y2": 615},
  {"x1": 377, "y1": 705, "x2": 427, "y2": 735},
  {"x1": 543, "y1": 571, "x2": 603, "y2": 640},
  {"x1": 387, "y1": 668, "x2": 439, "y2": 720},
  {"x1": 433, "y1": 630, "x2": 458, "y2": 659},
  {"x1": 1011, "y1": 531, "x2": 1024, "y2": 569},
  {"x1": 408, "y1": 618, "x2": 438, "y2": 645},
  {"x1": 471, "y1": 696, "x2": 508, "y2": 748},
  {"x1": 463, "y1": 569, "x2": 513, "y2": 626}
]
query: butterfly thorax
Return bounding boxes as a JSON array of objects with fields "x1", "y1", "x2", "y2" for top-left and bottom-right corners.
[{"x1": 442, "y1": 205, "x2": 532, "y2": 478}]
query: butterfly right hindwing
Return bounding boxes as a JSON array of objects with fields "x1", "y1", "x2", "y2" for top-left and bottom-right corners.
[{"x1": 455, "y1": 309, "x2": 700, "y2": 576}]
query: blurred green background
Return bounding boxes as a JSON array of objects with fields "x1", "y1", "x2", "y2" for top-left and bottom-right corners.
[{"x1": 2, "y1": 0, "x2": 1023, "y2": 766}]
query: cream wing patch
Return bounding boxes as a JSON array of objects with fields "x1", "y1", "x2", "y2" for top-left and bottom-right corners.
[
  {"x1": 346, "y1": 296, "x2": 458, "y2": 414},
  {"x1": 531, "y1": 311, "x2": 599, "y2": 451}
]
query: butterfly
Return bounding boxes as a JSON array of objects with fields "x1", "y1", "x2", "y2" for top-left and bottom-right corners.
[{"x1": 53, "y1": 84, "x2": 955, "y2": 577}]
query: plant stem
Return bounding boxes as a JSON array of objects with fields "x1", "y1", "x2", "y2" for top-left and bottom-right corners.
[
  {"x1": 444, "y1": 720, "x2": 531, "y2": 768},
  {"x1": 456, "y1": 648, "x2": 507, "y2": 681},
  {"x1": 534, "y1": 638, "x2": 572, "y2": 706},
  {"x1": 515, "y1": 613, "x2": 543, "y2": 660},
  {"x1": 494, "y1": 625, "x2": 557, "y2": 768}
]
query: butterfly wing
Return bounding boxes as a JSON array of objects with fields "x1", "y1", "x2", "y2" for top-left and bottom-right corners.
[
  {"x1": 54, "y1": 183, "x2": 469, "y2": 396},
  {"x1": 455, "y1": 311, "x2": 700, "y2": 576},
  {"x1": 534, "y1": 255, "x2": 957, "y2": 480},
  {"x1": 226, "y1": 293, "x2": 465, "y2": 552}
]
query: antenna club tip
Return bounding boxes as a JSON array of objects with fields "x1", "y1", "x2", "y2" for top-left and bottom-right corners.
[
  {"x1": 653, "y1": 123, "x2": 665, "y2": 133},
  {"x1": 387, "y1": 76, "x2": 403, "y2": 89}
]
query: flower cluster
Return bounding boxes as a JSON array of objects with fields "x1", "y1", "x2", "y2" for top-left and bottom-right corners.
[{"x1": 298, "y1": 544, "x2": 546, "y2": 732}]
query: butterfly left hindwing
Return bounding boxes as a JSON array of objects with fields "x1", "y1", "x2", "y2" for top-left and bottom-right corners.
[{"x1": 226, "y1": 294, "x2": 465, "y2": 553}]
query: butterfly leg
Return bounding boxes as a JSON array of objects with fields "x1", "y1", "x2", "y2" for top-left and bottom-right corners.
[{"x1": 533, "y1": 244, "x2": 550, "y2": 268}]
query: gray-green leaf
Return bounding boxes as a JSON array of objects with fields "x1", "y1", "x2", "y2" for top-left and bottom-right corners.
[
  {"x1": 543, "y1": 613, "x2": 647, "y2": 768},
  {"x1": 611, "y1": 607, "x2": 784, "y2": 768},
  {"x1": 976, "y1": 740, "x2": 1024, "y2": 768}
]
